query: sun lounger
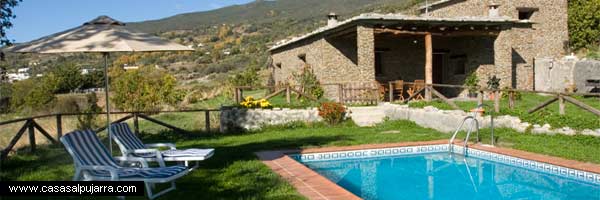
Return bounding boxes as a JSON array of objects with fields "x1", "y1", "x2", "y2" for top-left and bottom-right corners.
[
  {"x1": 61, "y1": 130, "x2": 188, "y2": 199},
  {"x1": 110, "y1": 123, "x2": 214, "y2": 169}
]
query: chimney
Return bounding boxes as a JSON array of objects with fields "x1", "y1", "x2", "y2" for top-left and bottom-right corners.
[
  {"x1": 488, "y1": 2, "x2": 500, "y2": 17},
  {"x1": 327, "y1": 12, "x2": 339, "y2": 27}
]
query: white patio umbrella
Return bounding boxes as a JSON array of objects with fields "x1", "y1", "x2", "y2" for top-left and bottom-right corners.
[{"x1": 9, "y1": 15, "x2": 193, "y2": 152}]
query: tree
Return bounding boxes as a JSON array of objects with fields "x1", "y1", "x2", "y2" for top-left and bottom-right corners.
[
  {"x1": 228, "y1": 66, "x2": 260, "y2": 87},
  {"x1": 1, "y1": 0, "x2": 21, "y2": 46},
  {"x1": 111, "y1": 66, "x2": 184, "y2": 111},
  {"x1": 10, "y1": 74, "x2": 58, "y2": 113},
  {"x1": 569, "y1": 0, "x2": 600, "y2": 50},
  {"x1": 51, "y1": 63, "x2": 84, "y2": 93}
]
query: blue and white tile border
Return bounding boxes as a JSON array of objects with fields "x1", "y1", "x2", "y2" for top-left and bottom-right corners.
[
  {"x1": 290, "y1": 144, "x2": 448, "y2": 163},
  {"x1": 290, "y1": 144, "x2": 600, "y2": 185}
]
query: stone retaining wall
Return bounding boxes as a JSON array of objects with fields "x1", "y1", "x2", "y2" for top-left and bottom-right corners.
[
  {"x1": 220, "y1": 107, "x2": 321, "y2": 133},
  {"x1": 379, "y1": 103, "x2": 600, "y2": 137},
  {"x1": 219, "y1": 104, "x2": 600, "y2": 137}
]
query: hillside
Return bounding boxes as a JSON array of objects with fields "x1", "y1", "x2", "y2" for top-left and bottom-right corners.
[{"x1": 128, "y1": 0, "x2": 421, "y2": 33}]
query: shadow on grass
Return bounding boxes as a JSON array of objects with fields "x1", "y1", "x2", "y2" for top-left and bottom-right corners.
[{"x1": 1, "y1": 128, "x2": 346, "y2": 200}]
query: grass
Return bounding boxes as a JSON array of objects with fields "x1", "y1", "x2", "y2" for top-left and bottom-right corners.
[
  {"x1": 407, "y1": 93, "x2": 600, "y2": 130},
  {"x1": 2, "y1": 118, "x2": 600, "y2": 199}
]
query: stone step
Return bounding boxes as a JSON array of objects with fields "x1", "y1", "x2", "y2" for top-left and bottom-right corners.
[{"x1": 349, "y1": 107, "x2": 387, "y2": 127}]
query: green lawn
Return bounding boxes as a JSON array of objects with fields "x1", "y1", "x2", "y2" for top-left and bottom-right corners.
[
  {"x1": 407, "y1": 93, "x2": 600, "y2": 130},
  {"x1": 2, "y1": 118, "x2": 600, "y2": 200}
]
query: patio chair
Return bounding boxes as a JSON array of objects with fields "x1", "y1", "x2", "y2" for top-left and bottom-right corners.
[
  {"x1": 60, "y1": 130, "x2": 189, "y2": 199},
  {"x1": 389, "y1": 80, "x2": 405, "y2": 102},
  {"x1": 110, "y1": 123, "x2": 214, "y2": 169},
  {"x1": 407, "y1": 80, "x2": 425, "y2": 100}
]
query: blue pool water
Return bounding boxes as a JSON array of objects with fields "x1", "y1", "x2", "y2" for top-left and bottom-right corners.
[{"x1": 301, "y1": 152, "x2": 600, "y2": 200}]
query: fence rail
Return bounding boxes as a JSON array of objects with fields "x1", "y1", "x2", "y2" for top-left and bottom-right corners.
[
  {"x1": 235, "y1": 81, "x2": 599, "y2": 115},
  {"x1": 0, "y1": 109, "x2": 219, "y2": 161}
]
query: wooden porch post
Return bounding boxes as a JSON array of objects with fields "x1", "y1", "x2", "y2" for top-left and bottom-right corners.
[{"x1": 424, "y1": 32, "x2": 433, "y2": 101}]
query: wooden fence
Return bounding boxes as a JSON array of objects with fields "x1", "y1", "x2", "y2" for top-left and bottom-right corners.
[
  {"x1": 234, "y1": 83, "x2": 381, "y2": 105},
  {"x1": 0, "y1": 109, "x2": 219, "y2": 161},
  {"x1": 234, "y1": 85, "x2": 320, "y2": 104},
  {"x1": 235, "y1": 81, "x2": 599, "y2": 116},
  {"x1": 339, "y1": 82, "x2": 380, "y2": 105},
  {"x1": 398, "y1": 81, "x2": 600, "y2": 116}
]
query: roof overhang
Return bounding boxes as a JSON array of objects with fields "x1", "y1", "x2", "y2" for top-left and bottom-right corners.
[{"x1": 269, "y1": 13, "x2": 521, "y2": 52}]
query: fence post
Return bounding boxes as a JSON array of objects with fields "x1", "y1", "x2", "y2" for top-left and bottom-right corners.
[
  {"x1": 234, "y1": 87, "x2": 239, "y2": 103},
  {"x1": 28, "y1": 119, "x2": 36, "y2": 152},
  {"x1": 133, "y1": 113, "x2": 139, "y2": 135},
  {"x1": 338, "y1": 84, "x2": 343, "y2": 103},
  {"x1": 425, "y1": 86, "x2": 432, "y2": 102},
  {"x1": 508, "y1": 91, "x2": 515, "y2": 109},
  {"x1": 56, "y1": 114, "x2": 62, "y2": 139},
  {"x1": 205, "y1": 110, "x2": 210, "y2": 133},
  {"x1": 477, "y1": 90, "x2": 483, "y2": 105},
  {"x1": 558, "y1": 95, "x2": 565, "y2": 115},
  {"x1": 286, "y1": 86, "x2": 291, "y2": 104},
  {"x1": 494, "y1": 90, "x2": 500, "y2": 113},
  {"x1": 389, "y1": 82, "x2": 393, "y2": 102}
]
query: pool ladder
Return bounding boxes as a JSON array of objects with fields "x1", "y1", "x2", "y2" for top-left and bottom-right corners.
[{"x1": 449, "y1": 104, "x2": 493, "y2": 154}]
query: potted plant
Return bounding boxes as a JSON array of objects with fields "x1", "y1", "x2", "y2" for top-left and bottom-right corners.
[
  {"x1": 464, "y1": 72, "x2": 479, "y2": 98},
  {"x1": 487, "y1": 75, "x2": 501, "y2": 100}
]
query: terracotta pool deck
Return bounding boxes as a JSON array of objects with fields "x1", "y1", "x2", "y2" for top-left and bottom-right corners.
[{"x1": 255, "y1": 140, "x2": 600, "y2": 200}]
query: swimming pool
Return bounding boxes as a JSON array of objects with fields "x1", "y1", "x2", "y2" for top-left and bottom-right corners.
[{"x1": 292, "y1": 145, "x2": 600, "y2": 200}]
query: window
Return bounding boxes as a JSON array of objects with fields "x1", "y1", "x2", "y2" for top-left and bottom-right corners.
[
  {"x1": 275, "y1": 63, "x2": 282, "y2": 68},
  {"x1": 451, "y1": 55, "x2": 467, "y2": 75},
  {"x1": 517, "y1": 7, "x2": 538, "y2": 20},
  {"x1": 375, "y1": 52, "x2": 383, "y2": 76},
  {"x1": 298, "y1": 53, "x2": 306, "y2": 62}
]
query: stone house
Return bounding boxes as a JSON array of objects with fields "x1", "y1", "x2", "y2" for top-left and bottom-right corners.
[{"x1": 268, "y1": 0, "x2": 569, "y2": 99}]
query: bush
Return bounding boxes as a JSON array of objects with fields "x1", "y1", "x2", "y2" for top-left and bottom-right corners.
[
  {"x1": 111, "y1": 66, "x2": 184, "y2": 112},
  {"x1": 501, "y1": 87, "x2": 523, "y2": 100},
  {"x1": 228, "y1": 66, "x2": 261, "y2": 87},
  {"x1": 293, "y1": 64, "x2": 324, "y2": 99},
  {"x1": 76, "y1": 93, "x2": 102, "y2": 130},
  {"x1": 51, "y1": 63, "x2": 84, "y2": 93},
  {"x1": 487, "y1": 75, "x2": 501, "y2": 90},
  {"x1": 10, "y1": 75, "x2": 59, "y2": 114},
  {"x1": 568, "y1": 0, "x2": 600, "y2": 50},
  {"x1": 464, "y1": 72, "x2": 479, "y2": 93},
  {"x1": 318, "y1": 102, "x2": 346, "y2": 125}
]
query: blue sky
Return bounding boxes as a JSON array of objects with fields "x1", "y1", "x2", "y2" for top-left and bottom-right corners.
[{"x1": 7, "y1": 0, "x2": 254, "y2": 43}]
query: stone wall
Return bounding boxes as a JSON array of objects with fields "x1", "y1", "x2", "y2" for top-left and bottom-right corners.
[
  {"x1": 535, "y1": 58, "x2": 600, "y2": 93},
  {"x1": 425, "y1": 0, "x2": 570, "y2": 90},
  {"x1": 271, "y1": 25, "x2": 377, "y2": 100},
  {"x1": 219, "y1": 104, "x2": 600, "y2": 136},
  {"x1": 220, "y1": 107, "x2": 321, "y2": 132},
  {"x1": 380, "y1": 103, "x2": 599, "y2": 136}
]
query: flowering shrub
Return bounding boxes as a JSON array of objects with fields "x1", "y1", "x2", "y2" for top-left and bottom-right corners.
[
  {"x1": 318, "y1": 102, "x2": 346, "y2": 125},
  {"x1": 240, "y1": 96, "x2": 272, "y2": 109}
]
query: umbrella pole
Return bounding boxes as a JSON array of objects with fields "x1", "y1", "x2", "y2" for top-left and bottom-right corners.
[{"x1": 103, "y1": 52, "x2": 112, "y2": 154}]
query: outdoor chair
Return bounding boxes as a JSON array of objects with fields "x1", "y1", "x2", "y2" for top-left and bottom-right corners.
[
  {"x1": 407, "y1": 80, "x2": 425, "y2": 100},
  {"x1": 110, "y1": 123, "x2": 214, "y2": 169},
  {"x1": 389, "y1": 80, "x2": 405, "y2": 102},
  {"x1": 60, "y1": 130, "x2": 189, "y2": 199}
]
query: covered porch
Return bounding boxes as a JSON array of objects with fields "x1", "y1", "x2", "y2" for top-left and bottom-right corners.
[{"x1": 324, "y1": 16, "x2": 514, "y2": 102}]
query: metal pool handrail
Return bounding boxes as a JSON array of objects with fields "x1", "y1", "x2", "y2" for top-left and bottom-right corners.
[{"x1": 449, "y1": 109, "x2": 481, "y2": 154}]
